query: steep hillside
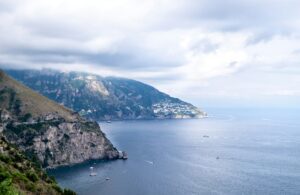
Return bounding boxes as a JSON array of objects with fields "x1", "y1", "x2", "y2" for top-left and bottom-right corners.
[
  {"x1": 0, "y1": 70, "x2": 76, "y2": 121},
  {"x1": 0, "y1": 135, "x2": 76, "y2": 195},
  {"x1": 0, "y1": 70, "x2": 119, "y2": 168},
  {"x1": 7, "y1": 69, "x2": 206, "y2": 120}
]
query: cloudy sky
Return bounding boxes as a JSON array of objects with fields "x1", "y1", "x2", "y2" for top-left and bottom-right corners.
[{"x1": 0, "y1": 0, "x2": 300, "y2": 108}]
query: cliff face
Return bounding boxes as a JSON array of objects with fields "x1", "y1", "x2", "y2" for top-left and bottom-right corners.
[
  {"x1": 0, "y1": 70, "x2": 119, "y2": 168},
  {"x1": 33, "y1": 122, "x2": 118, "y2": 168},
  {"x1": 3, "y1": 119, "x2": 119, "y2": 168},
  {"x1": 6, "y1": 69, "x2": 206, "y2": 120},
  {"x1": 0, "y1": 135, "x2": 76, "y2": 194}
]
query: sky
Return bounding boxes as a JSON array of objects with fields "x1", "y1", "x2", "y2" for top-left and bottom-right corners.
[{"x1": 0, "y1": 0, "x2": 300, "y2": 108}]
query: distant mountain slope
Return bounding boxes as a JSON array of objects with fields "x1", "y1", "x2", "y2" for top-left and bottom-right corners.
[
  {"x1": 0, "y1": 70, "x2": 119, "y2": 168},
  {"x1": 7, "y1": 69, "x2": 206, "y2": 120}
]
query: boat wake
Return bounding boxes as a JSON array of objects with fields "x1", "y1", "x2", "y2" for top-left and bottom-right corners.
[{"x1": 145, "y1": 160, "x2": 154, "y2": 165}]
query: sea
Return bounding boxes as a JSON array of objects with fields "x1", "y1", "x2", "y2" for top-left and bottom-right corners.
[{"x1": 48, "y1": 107, "x2": 300, "y2": 195}]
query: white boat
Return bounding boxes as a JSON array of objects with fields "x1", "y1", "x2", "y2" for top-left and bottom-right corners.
[{"x1": 89, "y1": 166, "x2": 97, "y2": 176}]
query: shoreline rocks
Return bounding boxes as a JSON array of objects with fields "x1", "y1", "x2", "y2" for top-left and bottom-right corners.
[{"x1": 118, "y1": 151, "x2": 128, "y2": 160}]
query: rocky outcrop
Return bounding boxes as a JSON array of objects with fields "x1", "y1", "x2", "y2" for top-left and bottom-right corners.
[
  {"x1": 3, "y1": 118, "x2": 119, "y2": 168},
  {"x1": 37, "y1": 121, "x2": 118, "y2": 167}
]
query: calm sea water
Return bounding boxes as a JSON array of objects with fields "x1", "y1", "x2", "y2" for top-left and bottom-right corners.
[{"x1": 49, "y1": 108, "x2": 300, "y2": 195}]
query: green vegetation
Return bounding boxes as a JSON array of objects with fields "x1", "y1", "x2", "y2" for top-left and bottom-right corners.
[
  {"x1": 0, "y1": 136, "x2": 77, "y2": 195},
  {"x1": 19, "y1": 113, "x2": 32, "y2": 122},
  {"x1": 81, "y1": 121, "x2": 100, "y2": 133}
]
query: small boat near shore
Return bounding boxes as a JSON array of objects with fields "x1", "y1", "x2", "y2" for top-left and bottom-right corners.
[{"x1": 89, "y1": 167, "x2": 97, "y2": 176}]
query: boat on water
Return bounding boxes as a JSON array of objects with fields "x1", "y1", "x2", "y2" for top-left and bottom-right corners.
[
  {"x1": 89, "y1": 167, "x2": 97, "y2": 176},
  {"x1": 106, "y1": 120, "x2": 112, "y2": 123}
]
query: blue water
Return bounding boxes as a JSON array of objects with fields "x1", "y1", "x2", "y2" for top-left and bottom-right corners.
[{"x1": 49, "y1": 108, "x2": 300, "y2": 195}]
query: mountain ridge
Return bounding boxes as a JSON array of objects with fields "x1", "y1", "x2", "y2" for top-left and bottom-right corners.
[{"x1": 6, "y1": 69, "x2": 206, "y2": 121}]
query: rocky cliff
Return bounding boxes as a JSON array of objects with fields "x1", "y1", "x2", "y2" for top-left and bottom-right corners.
[
  {"x1": 6, "y1": 69, "x2": 206, "y2": 120},
  {"x1": 0, "y1": 135, "x2": 76, "y2": 194},
  {"x1": 0, "y1": 70, "x2": 119, "y2": 168}
]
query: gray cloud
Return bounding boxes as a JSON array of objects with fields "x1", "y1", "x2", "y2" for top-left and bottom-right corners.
[
  {"x1": 1, "y1": 0, "x2": 300, "y2": 103},
  {"x1": 188, "y1": 38, "x2": 219, "y2": 54},
  {"x1": 1, "y1": 0, "x2": 298, "y2": 70}
]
